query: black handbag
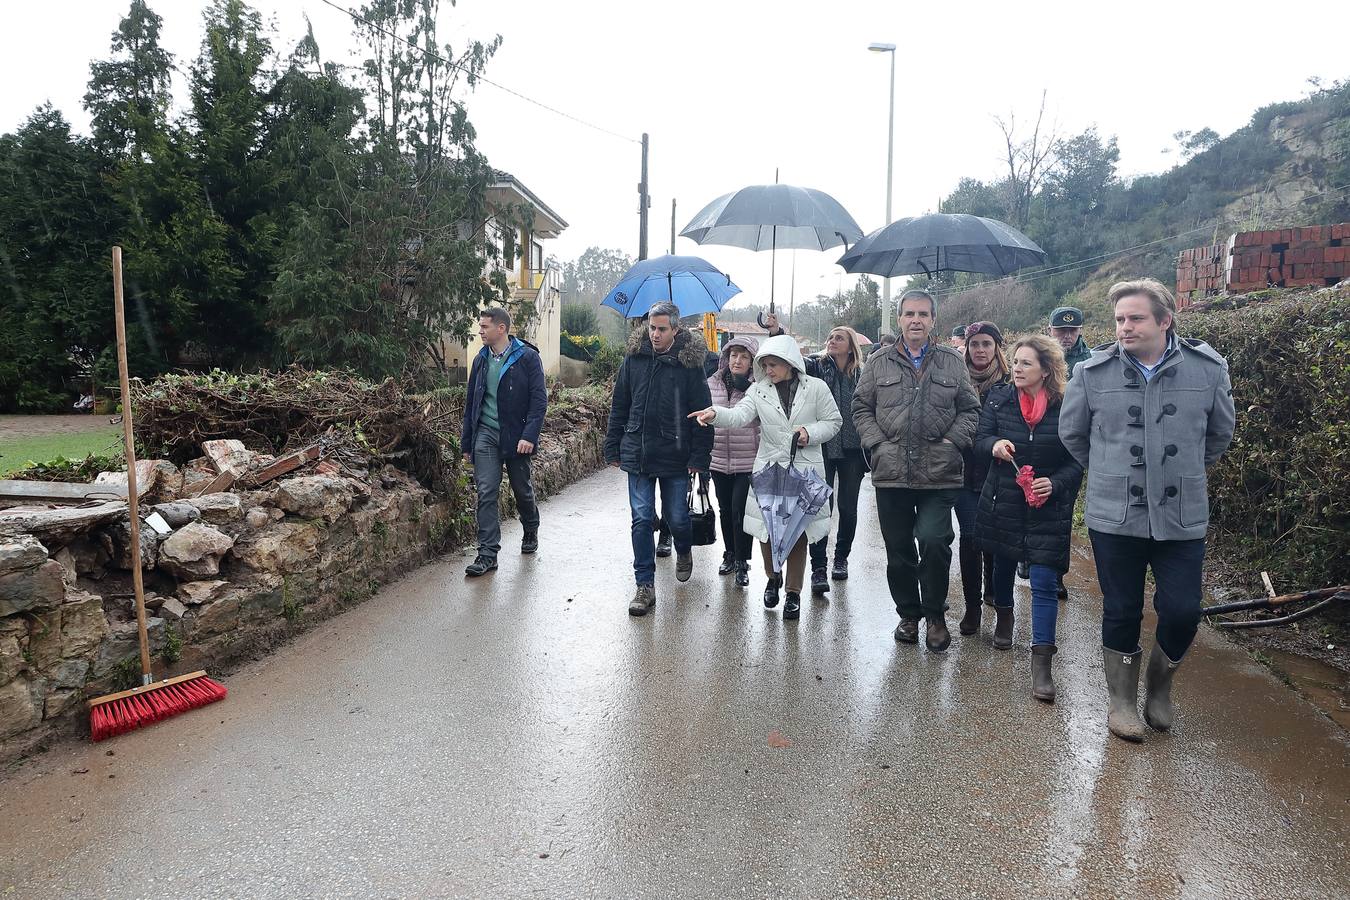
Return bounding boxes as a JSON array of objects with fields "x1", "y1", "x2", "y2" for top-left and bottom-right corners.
[{"x1": 688, "y1": 473, "x2": 718, "y2": 546}]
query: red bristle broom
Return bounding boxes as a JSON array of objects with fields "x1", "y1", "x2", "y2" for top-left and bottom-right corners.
[{"x1": 87, "y1": 247, "x2": 227, "y2": 741}]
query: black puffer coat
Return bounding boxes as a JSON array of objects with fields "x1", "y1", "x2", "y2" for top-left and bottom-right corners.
[
  {"x1": 961, "y1": 372, "x2": 1009, "y2": 491},
  {"x1": 604, "y1": 327, "x2": 713, "y2": 477},
  {"x1": 974, "y1": 384, "x2": 1084, "y2": 573}
]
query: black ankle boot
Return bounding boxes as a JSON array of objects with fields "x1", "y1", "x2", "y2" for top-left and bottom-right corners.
[
  {"x1": 718, "y1": 551, "x2": 735, "y2": 576},
  {"x1": 783, "y1": 591, "x2": 801, "y2": 620},
  {"x1": 763, "y1": 575, "x2": 781, "y2": 608},
  {"x1": 810, "y1": 567, "x2": 830, "y2": 595},
  {"x1": 734, "y1": 560, "x2": 750, "y2": 587}
]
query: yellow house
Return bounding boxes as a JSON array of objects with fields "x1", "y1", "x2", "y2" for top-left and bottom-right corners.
[{"x1": 440, "y1": 171, "x2": 568, "y2": 381}]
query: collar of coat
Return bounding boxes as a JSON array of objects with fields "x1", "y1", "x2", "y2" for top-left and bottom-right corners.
[
  {"x1": 1084, "y1": 336, "x2": 1227, "y2": 373},
  {"x1": 879, "y1": 340, "x2": 961, "y2": 369},
  {"x1": 626, "y1": 324, "x2": 709, "y2": 369}
]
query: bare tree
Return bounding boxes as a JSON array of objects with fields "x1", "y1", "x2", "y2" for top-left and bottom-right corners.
[{"x1": 994, "y1": 91, "x2": 1059, "y2": 229}]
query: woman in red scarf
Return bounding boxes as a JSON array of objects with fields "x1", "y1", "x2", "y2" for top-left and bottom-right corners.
[{"x1": 974, "y1": 335, "x2": 1083, "y2": 702}]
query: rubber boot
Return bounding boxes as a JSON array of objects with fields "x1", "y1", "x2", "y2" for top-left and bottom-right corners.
[
  {"x1": 1143, "y1": 643, "x2": 1184, "y2": 732},
  {"x1": 992, "y1": 607, "x2": 1014, "y2": 650},
  {"x1": 1030, "y1": 644, "x2": 1057, "y2": 703},
  {"x1": 1103, "y1": 648, "x2": 1149, "y2": 742},
  {"x1": 958, "y1": 543, "x2": 983, "y2": 635}
]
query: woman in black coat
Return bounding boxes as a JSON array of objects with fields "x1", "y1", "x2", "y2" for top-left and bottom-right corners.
[{"x1": 975, "y1": 334, "x2": 1083, "y2": 701}]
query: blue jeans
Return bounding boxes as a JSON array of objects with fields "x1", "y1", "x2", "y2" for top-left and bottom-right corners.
[
  {"x1": 952, "y1": 488, "x2": 979, "y2": 537},
  {"x1": 1088, "y1": 530, "x2": 1206, "y2": 659},
  {"x1": 628, "y1": 473, "x2": 691, "y2": 585},
  {"x1": 992, "y1": 555, "x2": 1060, "y2": 646}
]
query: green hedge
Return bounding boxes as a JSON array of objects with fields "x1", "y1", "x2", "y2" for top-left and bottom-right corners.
[{"x1": 1181, "y1": 288, "x2": 1350, "y2": 592}]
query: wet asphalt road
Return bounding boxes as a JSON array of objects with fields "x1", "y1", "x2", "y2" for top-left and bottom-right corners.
[{"x1": 1, "y1": 468, "x2": 1347, "y2": 899}]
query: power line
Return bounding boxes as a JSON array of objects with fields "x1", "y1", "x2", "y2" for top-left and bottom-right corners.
[
  {"x1": 929, "y1": 179, "x2": 1350, "y2": 298},
  {"x1": 316, "y1": 0, "x2": 639, "y2": 144}
]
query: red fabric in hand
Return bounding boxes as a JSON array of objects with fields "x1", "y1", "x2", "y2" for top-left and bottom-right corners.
[{"x1": 1016, "y1": 464, "x2": 1047, "y2": 508}]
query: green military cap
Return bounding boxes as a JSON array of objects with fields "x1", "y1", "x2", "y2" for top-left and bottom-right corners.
[
  {"x1": 1049, "y1": 306, "x2": 1084, "y2": 327},
  {"x1": 951, "y1": 324, "x2": 967, "y2": 338}
]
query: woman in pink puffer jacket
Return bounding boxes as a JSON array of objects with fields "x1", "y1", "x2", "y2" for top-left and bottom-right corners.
[{"x1": 707, "y1": 336, "x2": 760, "y2": 586}]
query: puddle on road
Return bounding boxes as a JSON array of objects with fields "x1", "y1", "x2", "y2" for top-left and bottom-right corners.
[{"x1": 1258, "y1": 648, "x2": 1350, "y2": 730}]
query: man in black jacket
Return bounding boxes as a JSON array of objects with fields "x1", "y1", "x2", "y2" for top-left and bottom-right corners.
[
  {"x1": 461, "y1": 307, "x2": 548, "y2": 577},
  {"x1": 605, "y1": 302, "x2": 713, "y2": 616}
]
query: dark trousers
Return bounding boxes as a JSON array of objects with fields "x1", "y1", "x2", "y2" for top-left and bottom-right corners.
[
  {"x1": 874, "y1": 487, "x2": 958, "y2": 618},
  {"x1": 953, "y1": 487, "x2": 994, "y2": 606},
  {"x1": 710, "y1": 470, "x2": 752, "y2": 562},
  {"x1": 472, "y1": 425, "x2": 539, "y2": 559},
  {"x1": 1088, "y1": 529, "x2": 1206, "y2": 659},
  {"x1": 809, "y1": 449, "x2": 866, "y2": 569}
]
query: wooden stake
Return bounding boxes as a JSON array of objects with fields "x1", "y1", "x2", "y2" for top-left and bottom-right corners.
[{"x1": 112, "y1": 247, "x2": 153, "y2": 684}]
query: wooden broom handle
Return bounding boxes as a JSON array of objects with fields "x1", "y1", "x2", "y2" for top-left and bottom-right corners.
[{"x1": 112, "y1": 247, "x2": 152, "y2": 682}]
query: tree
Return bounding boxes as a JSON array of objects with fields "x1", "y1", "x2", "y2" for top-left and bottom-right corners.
[
  {"x1": 1167, "y1": 127, "x2": 1220, "y2": 162},
  {"x1": 176, "y1": 0, "x2": 279, "y2": 365},
  {"x1": 561, "y1": 303, "x2": 599, "y2": 336},
  {"x1": 83, "y1": 0, "x2": 175, "y2": 160},
  {"x1": 995, "y1": 91, "x2": 1059, "y2": 230},
  {"x1": 272, "y1": 0, "x2": 517, "y2": 378},
  {"x1": 0, "y1": 108, "x2": 117, "y2": 410},
  {"x1": 558, "y1": 246, "x2": 634, "y2": 307}
]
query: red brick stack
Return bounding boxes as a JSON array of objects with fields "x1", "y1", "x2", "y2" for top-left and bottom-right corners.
[
  {"x1": 1175, "y1": 243, "x2": 1226, "y2": 302},
  {"x1": 1176, "y1": 223, "x2": 1350, "y2": 300}
]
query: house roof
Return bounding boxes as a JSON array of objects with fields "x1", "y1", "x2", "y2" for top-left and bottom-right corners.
[{"x1": 488, "y1": 171, "x2": 568, "y2": 238}]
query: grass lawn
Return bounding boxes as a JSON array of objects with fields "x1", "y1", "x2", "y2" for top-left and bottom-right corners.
[{"x1": 0, "y1": 429, "x2": 123, "y2": 476}]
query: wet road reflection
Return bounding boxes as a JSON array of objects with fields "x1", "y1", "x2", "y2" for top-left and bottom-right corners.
[{"x1": 0, "y1": 467, "x2": 1346, "y2": 898}]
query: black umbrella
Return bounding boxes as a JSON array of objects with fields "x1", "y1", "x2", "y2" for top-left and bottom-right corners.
[
  {"x1": 837, "y1": 213, "x2": 1046, "y2": 279},
  {"x1": 681, "y1": 183, "x2": 863, "y2": 324}
]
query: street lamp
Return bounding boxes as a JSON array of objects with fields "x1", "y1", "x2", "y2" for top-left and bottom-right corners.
[{"x1": 868, "y1": 42, "x2": 896, "y2": 337}]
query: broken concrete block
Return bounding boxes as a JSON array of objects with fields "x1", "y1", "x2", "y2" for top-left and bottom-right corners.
[
  {"x1": 231, "y1": 522, "x2": 320, "y2": 574},
  {"x1": 274, "y1": 476, "x2": 355, "y2": 523},
  {"x1": 151, "y1": 501, "x2": 201, "y2": 528},
  {"x1": 0, "y1": 535, "x2": 48, "y2": 576},
  {"x1": 177, "y1": 579, "x2": 229, "y2": 606},
  {"x1": 158, "y1": 523, "x2": 235, "y2": 579},
  {"x1": 185, "y1": 492, "x2": 243, "y2": 525},
  {"x1": 0, "y1": 560, "x2": 66, "y2": 617}
]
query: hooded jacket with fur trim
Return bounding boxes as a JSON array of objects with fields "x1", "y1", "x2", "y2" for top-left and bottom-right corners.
[{"x1": 605, "y1": 326, "x2": 714, "y2": 476}]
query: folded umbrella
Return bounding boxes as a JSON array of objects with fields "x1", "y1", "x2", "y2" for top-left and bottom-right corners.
[
  {"x1": 750, "y1": 440, "x2": 832, "y2": 573},
  {"x1": 600, "y1": 254, "x2": 741, "y2": 318}
]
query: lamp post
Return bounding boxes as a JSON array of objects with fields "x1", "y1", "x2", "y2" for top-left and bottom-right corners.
[{"x1": 868, "y1": 42, "x2": 896, "y2": 336}]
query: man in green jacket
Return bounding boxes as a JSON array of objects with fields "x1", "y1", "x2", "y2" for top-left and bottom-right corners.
[
  {"x1": 852, "y1": 289, "x2": 981, "y2": 652},
  {"x1": 1048, "y1": 306, "x2": 1093, "y2": 379}
]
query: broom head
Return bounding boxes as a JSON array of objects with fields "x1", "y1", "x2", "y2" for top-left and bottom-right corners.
[{"x1": 89, "y1": 670, "x2": 227, "y2": 741}]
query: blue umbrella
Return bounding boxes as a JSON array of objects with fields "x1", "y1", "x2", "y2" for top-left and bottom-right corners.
[{"x1": 600, "y1": 255, "x2": 742, "y2": 318}]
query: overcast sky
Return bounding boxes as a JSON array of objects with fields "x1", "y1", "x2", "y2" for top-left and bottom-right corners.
[{"x1": 3, "y1": 0, "x2": 1345, "y2": 312}]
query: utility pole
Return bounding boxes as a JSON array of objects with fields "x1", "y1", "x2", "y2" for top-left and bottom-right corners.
[
  {"x1": 638, "y1": 133, "x2": 650, "y2": 261},
  {"x1": 670, "y1": 198, "x2": 676, "y2": 255},
  {"x1": 868, "y1": 43, "x2": 897, "y2": 335}
]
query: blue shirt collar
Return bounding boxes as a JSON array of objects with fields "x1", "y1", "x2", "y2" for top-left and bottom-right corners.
[
  {"x1": 1125, "y1": 335, "x2": 1176, "y2": 382},
  {"x1": 902, "y1": 341, "x2": 928, "y2": 369}
]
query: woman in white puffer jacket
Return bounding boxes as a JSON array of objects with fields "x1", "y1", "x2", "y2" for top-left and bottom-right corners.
[{"x1": 690, "y1": 334, "x2": 842, "y2": 620}]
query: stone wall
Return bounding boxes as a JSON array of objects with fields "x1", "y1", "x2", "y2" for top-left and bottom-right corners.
[{"x1": 0, "y1": 405, "x2": 606, "y2": 764}]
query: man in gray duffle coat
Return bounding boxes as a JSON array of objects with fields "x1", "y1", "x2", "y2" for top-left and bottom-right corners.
[{"x1": 1060, "y1": 278, "x2": 1234, "y2": 743}]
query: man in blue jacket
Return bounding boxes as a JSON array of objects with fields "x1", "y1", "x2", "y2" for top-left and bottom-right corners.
[{"x1": 461, "y1": 306, "x2": 548, "y2": 577}]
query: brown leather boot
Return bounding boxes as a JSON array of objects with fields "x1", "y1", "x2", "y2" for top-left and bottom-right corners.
[
  {"x1": 893, "y1": 617, "x2": 919, "y2": 643},
  {"x1": 1031, "y1": 644, "x2": 1057, "y2": 702},
  {"x1": 925, "y1": 616, "x2": 951, "y2": 652}
]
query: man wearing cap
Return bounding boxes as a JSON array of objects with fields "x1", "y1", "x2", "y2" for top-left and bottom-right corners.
[
  {"x1": 1048, "y1": 306, "x2": 1092, "y2": 379},
  {"x1": 853, "y1": 289, "x2": 981, "y2": 652},
  {"x1": 1060, "y1": 278, "x2": 1234, "y2": 743},
  {"x1": 949, "y1": 325, "x2": 967, "y2": 351}
]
